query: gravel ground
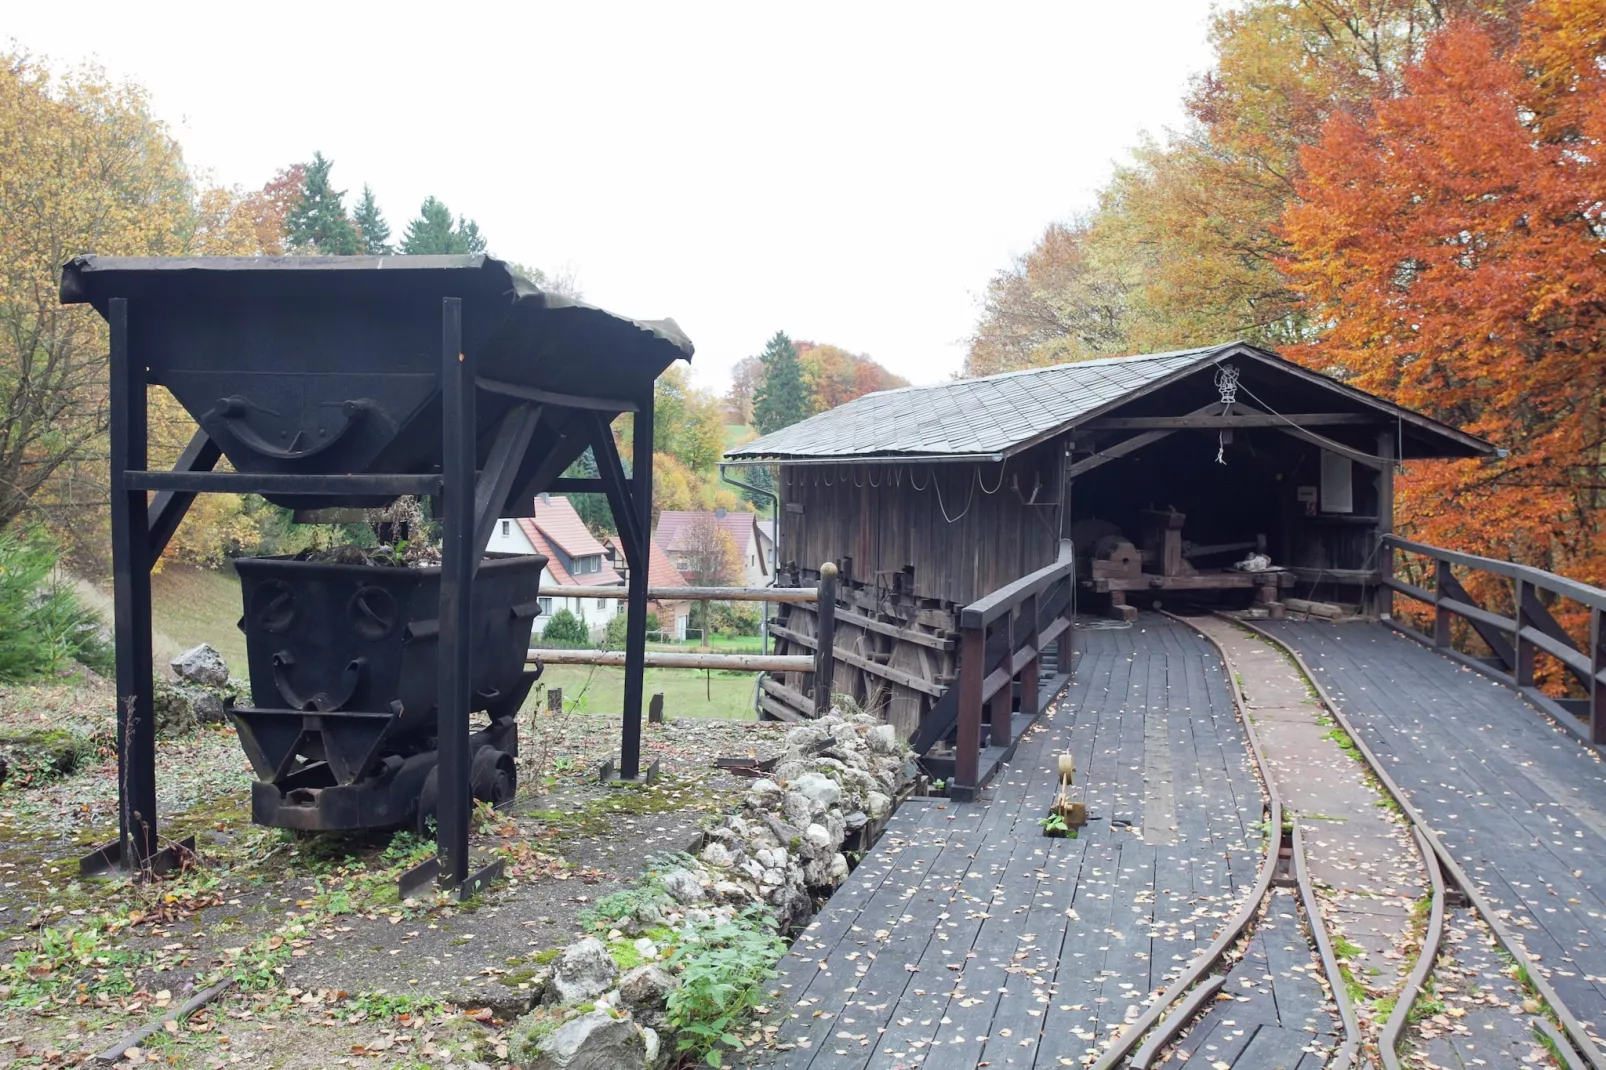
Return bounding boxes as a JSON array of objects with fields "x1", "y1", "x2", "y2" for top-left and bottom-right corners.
[{"x1": 0, "y1": 681, "x2": 790, "y2": 1069}]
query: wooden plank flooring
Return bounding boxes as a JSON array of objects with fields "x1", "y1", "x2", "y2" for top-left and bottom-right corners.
[
  {"x1": 1262, "y1": 621, "x2": 1606, "y2": 1040},
  {"x1": 753, "y1": 615, "x2": 1266, "y2": 1068}
]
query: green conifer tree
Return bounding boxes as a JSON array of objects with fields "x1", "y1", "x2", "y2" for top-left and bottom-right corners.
[
  {"x1": 401, "y1": 196, "x2": 488, "y2": 254},
  {"x1": 352, "y1": 184, "x2": 391, "y2": 255},
  {"x1": 285, "y1": 152, "x2": 360, "y2": 255},
  {"x1": 752, "y1": 331, "x2": 811, "y2": 434}
]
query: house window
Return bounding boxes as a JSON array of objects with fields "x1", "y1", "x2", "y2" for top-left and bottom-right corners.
[
  {"x1": 501, "y1": 519, "x2": 510, "y2": 536},
  {"x1": 578, "y1": 555, "x2": 600, "y2": 574},
  {"x1": 539, "y1": 597, "x2": 553, "y2": 616}
]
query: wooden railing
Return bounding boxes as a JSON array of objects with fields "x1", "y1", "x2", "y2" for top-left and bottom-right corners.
[
  {"x1": 952, "y1": 540, "x2": 1077, "y2": 797},
  {"x1": 527, "y1": 569, "x2": 839, "y2": 717},
  {"x1": 1381, "y1": 533, "x2": 1606, "y2": 747}
]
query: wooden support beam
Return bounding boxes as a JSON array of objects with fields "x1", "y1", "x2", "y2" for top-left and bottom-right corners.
[
  {"x1": 1067, "y1": 403, "x2": 1223, "y2": 478},
  {"x1": 813, "y1": 564, "x2": 838, "y2": 715},
  {"x1": 768, "y1": 623, "x2": 947, "y2": 696},
  {"x1": 832, "y1": 605, "x2": 955, "y2": 651},
  {"x1": 1228, "y1": 400, "x2": 1389, "y2": 470},
  {"x1": 530, "y1": 648, "x2": 814, "y2": 672},
  {"x1": 760, "y1": 676, "x2": 814, "y2": 718},
  {"x1": 147, "y1": 430, "x2": 222, "y2": 560},
  {"x1": 476, "y1": 376, "x2": 639, "y2": 413},
  {"x1": 472, "y1": 404, "x2": 542, "y2": 560}
]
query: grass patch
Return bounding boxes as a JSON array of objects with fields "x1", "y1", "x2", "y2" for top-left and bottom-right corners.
[
  {"x1": 150, "y1": 564, "x2": 251, "y2": 676},
  {"x1": 533, "y1": 664, "x2": 755, "y2": 719}
]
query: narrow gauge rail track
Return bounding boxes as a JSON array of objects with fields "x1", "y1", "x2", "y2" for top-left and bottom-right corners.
[{"x1": 1089, "y1": 610, "x2": 1600, "y2": 1070}]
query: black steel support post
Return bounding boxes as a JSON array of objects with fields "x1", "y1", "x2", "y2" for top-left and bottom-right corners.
[
  {"x1": 437, "y1": 297, "x2": 474, "y2": 892},
  {"x1": 108, "y1": 298, "x2": 159, "y2": 869},
  {"x1": 620, "y1": 391, "x2": 654, "y2": 780}
]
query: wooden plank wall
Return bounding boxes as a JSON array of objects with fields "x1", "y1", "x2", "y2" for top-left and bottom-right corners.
[
  {"x1": 776, "y1": 439, "x2": 1063, "y2": 607},
  {"x1": 768, "y1": 568, "x2": 960, "y2": 739}
]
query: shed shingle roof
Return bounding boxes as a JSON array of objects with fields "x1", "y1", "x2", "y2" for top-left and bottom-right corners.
[
  {"x1": 727, "y1": 346, "x2": 1225, "y2": 462},
  {"x1": 725, "y1": 342, "x2": 1492, "y2": 462}
]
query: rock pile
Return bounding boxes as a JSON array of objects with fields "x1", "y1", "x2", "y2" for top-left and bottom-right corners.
[
  {"x1": 510, "y1": 709, "x2": 914, "y2": 1070},
  {"x1": 153, "y1": 644, "x2": 241, "y2": 736}
]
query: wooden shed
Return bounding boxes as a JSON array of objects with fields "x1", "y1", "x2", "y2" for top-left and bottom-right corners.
[{"x1": 725, "y1": 342, "x2": 1490, "y2": 789}]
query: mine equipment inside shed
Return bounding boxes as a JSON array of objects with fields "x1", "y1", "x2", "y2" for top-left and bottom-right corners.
[
  {"x1": 61, "y1": 254, "x2": 691, "y2": 896},
  {"x1": 726, "y1": 341, "x2": 1493, "y2": 797}
]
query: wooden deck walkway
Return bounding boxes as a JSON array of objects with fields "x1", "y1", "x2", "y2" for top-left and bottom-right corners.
[
  {"x1": 1262, "y1": 621, "x2": 1606, "y2": 1037},
  {"x1": 753, "y1": 615, "x2": 1267, "y2": 1068}
]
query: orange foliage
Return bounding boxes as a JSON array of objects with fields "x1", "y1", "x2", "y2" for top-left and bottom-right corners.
[{"x1": 1282, "y1": 3, "x2": 1606, "y2": 613}]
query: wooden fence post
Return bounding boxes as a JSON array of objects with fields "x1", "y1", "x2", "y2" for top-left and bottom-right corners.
[
  {"x1": 989, "y1": 612, "x2": 1013, "y2": 746},
  {"x1": 1514, "y1": 578, "x2": 1535, "y2": 688},
  {"x1": 956, "y1": 624, "x2": 983, "y2": 791},
  {"x1": 813, "y1": 562, "x2": 838, "y2": 716},
  {"x1": 1018, "y1": 592, "x2": 1041, "y2": 719},
  {"x1": 1591, "y1": 608, "x2": 1605, "y2": 746},
  {"x1": 1433, "y1": 558, "x2": 1453, "y2": 649}
]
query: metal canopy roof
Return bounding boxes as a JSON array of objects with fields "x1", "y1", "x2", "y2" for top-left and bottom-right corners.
[{"x1": 726, "y1": 342, "x2": 1493, "y2": 464}]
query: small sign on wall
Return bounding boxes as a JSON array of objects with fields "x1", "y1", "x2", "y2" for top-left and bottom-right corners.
[{"x1": 1319, "y1": 451, "x2": 1354, "y2": 513}]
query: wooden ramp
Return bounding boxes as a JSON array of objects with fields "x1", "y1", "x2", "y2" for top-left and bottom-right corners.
[
  {"x1": 1261, "y1": 620, "x2": 1606, "y2": 1035},
  {"x1": 752, "y1": 615, "x2": 1269, "y2": 1068}
]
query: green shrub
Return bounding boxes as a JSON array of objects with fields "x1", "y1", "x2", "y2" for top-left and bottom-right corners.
[
  {"x1": 540, "y1": 608, "x2": 589, "y2": 647},
  {"x1": 0, "y1": 528, "x2": 114, "y2": 682},
  {"x1": 709, "y1": 602, "x2": 760, "y2": 637},
  {"x1": 602, "y1": 610, "x2": 661, "y2": 649},
  {"x1": 665, "y1": 906, "x2": 786, "y2": 1066}
]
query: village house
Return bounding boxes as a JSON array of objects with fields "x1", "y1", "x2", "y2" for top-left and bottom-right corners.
[
  {"x1": 603, "y1": 535, "x2": 694, "y2": 642},
  {"x1": 486, "y1": 493, "x2": 623, "y2": 640},
  {"x1": 654, "y1": 508, "x2": 775, "y2": 588}
]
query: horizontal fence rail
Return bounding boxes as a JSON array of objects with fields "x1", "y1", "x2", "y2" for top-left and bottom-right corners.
[
  {"x1": 526, "y1": 570, "x2": 837, "y2": 719},
  {"x1": 536, "y1": 584, "x2": 818, "y2": 603},
  {"x1": 1381, "y1": 533, "x2": 1606, "y2": 747},
  {"x1": 952, "y1": 539, "x2": 1076, "y2": 797},
  {"x1": 528, "y1": 648, "x2": 813, "y2": 672}
]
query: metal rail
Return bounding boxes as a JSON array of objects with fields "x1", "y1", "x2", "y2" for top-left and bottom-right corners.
[
  {"x1": 1092, "y1": 610, "x2": 1362, "y2": 1070},
  {"x1": 1380, "y1": 827, "x2": 1446, "y2": 1070},
  {"x1": 1236, "y1": 615, "x2": 1604, "y2": 1070}
]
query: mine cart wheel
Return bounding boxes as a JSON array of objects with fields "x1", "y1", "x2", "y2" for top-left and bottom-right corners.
[{"x1": 471, "y1": 745, "x2": 518, "y2": 807}]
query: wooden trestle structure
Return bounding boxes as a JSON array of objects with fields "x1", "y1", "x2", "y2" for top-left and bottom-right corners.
[{"x1": 727, "y1": 341, "x2": 1497, "y2": 798}]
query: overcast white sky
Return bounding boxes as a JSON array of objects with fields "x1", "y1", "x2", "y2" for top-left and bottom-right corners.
[{"x1": 8, "y1": 2, "x2": 1217, "y2": 392}]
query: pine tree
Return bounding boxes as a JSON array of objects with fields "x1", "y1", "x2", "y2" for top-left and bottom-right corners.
[
  {"x1": 352, "y1": 184, "x2": 391, "y2": 255},
  {"x1": 401, "y1": 196, "x2": 487, "y2": 254},
  {"x1": 752, "y1": 331, "x2": 811, "y2": 435},
  {"x1": 285, "y1": 152, "x2": 360, "y2": 255}
]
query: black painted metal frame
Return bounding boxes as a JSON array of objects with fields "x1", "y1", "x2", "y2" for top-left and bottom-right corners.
[{"x1": 91, "y1": 296, "x2": 660, "y2": 896}]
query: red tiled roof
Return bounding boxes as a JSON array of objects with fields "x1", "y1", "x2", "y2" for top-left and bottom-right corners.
[
  {"x1": 653, "y1": 510, "x2": 761, "y2": 557},
  {"x1": 520, "y1": 496, "x2": 622, "y2": 588}
]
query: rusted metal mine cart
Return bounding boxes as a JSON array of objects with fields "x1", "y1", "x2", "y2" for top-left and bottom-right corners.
[{"x1": 61, "y1": 255, "x2": 691, "y2": 897}]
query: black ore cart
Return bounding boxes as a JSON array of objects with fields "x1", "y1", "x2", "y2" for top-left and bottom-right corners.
[{"x1": 60, "y1": 254, "x2": 692, "y2": 896}]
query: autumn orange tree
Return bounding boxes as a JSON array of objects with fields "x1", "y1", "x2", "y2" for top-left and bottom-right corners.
[
  {"x1": 0, "y1": 52, "x2": 284, "y2": 568},
  {"x1": 964, "y1": 0, "x2": 1515, "y2": 375},
  {"x1": 1283, "y1": 1, "x2": 1606, "y2": 602}
]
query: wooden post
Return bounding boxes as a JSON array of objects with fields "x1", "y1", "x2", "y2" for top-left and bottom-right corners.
[
  {"x1": 108, "y1": 297, "x2": 158, "y2": 869},
  {"x1": 1514, "y1": 578, "x2": 1536, "y2": 688},
  {"x1": 1018, "y1": 592, "x2": 1041, "y2": 719},
  {"x1": 1434, "y1": 558, "x2": 1453, "y2": 649},
  {"x1": 1590, "y1": 608, "x2": 1605, "y2": 746},
  {"x1": 620, "y1": 389, "x2": 654, "y2": 779},
  {"x1": 988, "y1": 612, "x2": 1012, "y2": 746},
  {"x1": 649, "y1": 693, "x2": 665, "y2": 724},
  {"x1": 813, "y1": 562, "x2": 838, "y2": 716},
  {"x1": 956, "y1": 625, "x2": 983, "y2": 791},
  {"x1": 1376, "y1": 431, "x2": 1395, "y2": 619},
  {"x1": 436, "y1": 296, "x2": 473, "y2": 891}
]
